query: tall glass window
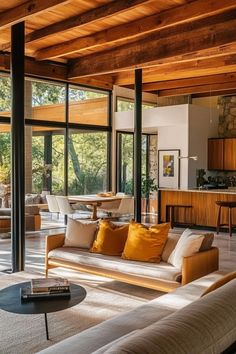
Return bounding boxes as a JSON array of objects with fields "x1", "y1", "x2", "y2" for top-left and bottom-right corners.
[
  {"x1": 0, "y1": 124, "x2": 11, "y2": 208},
  {"x1": 117, "y1": 132, "x2": 158, "y2": 215},
  {"x1": 0, "y1": 75, "x2": 11, "y2": 117},
  {"x1": 116, "y1": 97, "x2": 157, "y2": 112},
  {"x1": 27, "y1": 127, "x2": 65, "y2": 194},
  {"x1": 68, "y1": 130, "x2": 108, "y2": 195},
  {"x1": 69, "y1": 86, "x2": 109, "y2": 126},
  {"x1": 25, "y1": 79, "x2": 66, "y2": 122}
]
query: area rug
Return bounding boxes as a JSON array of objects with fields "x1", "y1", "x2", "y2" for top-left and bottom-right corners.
[{"x1": 0, "y1": 270, "x2": 163, "y2": 354}]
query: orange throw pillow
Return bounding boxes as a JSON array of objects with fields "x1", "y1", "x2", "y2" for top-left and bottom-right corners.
[
  {"x1": 90, "y1": 220, "x2": 129, "y2": 256},
  {"x1": 201, "y1": 271, "x2": 236, "y2": 297},
  {"x1": 122, "y1": 222, "x2": 170, "y2": 263}
]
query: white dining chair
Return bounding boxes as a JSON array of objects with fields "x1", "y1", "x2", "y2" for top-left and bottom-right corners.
[
  {"x1": 55, "y1": 196, "x2": 79, "y2": 218},
  {"x1": 111, "y1": 197, "x2": 134, "y2": 219},
  {"x1": 46, "y1": 195, "x2": 60, "y2": 219},
  {"x1": 98, "y1": 197, "x2": 134, "y2": 220},
  {"x1": 97, "y1": 199, "x2": 122, "y2": 216}
]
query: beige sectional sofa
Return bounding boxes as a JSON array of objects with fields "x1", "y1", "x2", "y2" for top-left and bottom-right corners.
[
  {"x1": 38, "y1": 272, "x2": 236, "y2": 354},
  {"x1": 45, "y1": 231, "x2": 219, "y2": 292}
]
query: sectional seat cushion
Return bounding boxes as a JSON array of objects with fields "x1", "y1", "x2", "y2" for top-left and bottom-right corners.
[
  {"x1": 64, "y1": 219, "x2": 98, "y2": 248},
  {"x1": 48, "y1": 247, "x2": 182, "y2": 282},
  {"x1": 100, "y1": 279, "x2": 236, "y2": 354},
  {"x1": 168, "y1": 229, "x2": 204, "y2": 269},
  {"x1": 122, "y1": 222, "x2": 169, "y2": 263},
  {"x1": 90, "y1": 220, "x2": 129, "y2": 256}
]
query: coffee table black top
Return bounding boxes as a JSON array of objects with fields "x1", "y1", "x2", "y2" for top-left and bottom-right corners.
[{"x1": 0, "y1": 281, "x2": 86, "y2": 315}]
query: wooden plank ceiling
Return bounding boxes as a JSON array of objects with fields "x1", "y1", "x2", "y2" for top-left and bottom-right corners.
[{"x1": 0, "y1": 0, "x2": 236, "y2": 96}]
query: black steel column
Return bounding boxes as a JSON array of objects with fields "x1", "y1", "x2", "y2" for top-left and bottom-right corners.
[
  {"x1": 11, "y1": 22, "x2": 25, "y2": 272},
  {"x1": 44, "y1": 133, "x2": 52, "y2": 192},
  {"x1": 107, "y1": 91, "x2": 112, "y2": 191},
  {"x1": 134, "y1": 69, "x2": 142, "y2": 222},
  {"x1": 64, "y1": 83, "x2": 69, "y2": 197}
]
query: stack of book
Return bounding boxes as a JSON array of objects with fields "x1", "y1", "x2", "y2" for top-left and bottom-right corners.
[{"x1": 21, "y1": 277, "x2": 71, "y2": 301}]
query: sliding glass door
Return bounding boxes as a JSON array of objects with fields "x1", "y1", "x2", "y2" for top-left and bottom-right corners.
[{"x1": 117, "y1": 132, "x2": 158, "y2": 218}]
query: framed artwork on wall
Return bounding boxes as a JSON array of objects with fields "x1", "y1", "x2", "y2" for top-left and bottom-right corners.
[{"x1": 158, "y1": 149, "x2": 180, "y2": 189}]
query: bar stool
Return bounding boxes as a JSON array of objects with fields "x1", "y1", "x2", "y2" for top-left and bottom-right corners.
[
  {"x1": 216, "y1": 201, "x2": 236, "y2": 237},
  {"x1": 166, "y1": 204, "x2": 193, "y2": 229}
]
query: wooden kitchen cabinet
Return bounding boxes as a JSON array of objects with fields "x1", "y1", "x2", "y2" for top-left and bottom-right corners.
[
  {"x1": 208, "y1": 138, "x2": 224, "y2": 170},
  {"x1": 208, "y1": 138, "x2": 236, "y2": 171},
  {"x1": 223, "y1": 138, "x2": 236, "y2": 170}
]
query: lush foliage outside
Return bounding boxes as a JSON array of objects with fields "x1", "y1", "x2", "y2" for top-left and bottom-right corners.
[
  {"x1": 68, "y1": 131, "x2": 107, "y2": 195},
  {"x1": 0, "y1": 77, "x2": 109, "y2": 195},
  {"x1": 117, "y1": 98, "x2": 156, "y2": 112},
  {"x1": 119, "y1": 133, "x2": 156, "y2": 196}
]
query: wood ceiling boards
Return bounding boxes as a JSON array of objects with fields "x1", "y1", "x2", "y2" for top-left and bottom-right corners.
[{"x1": 0, "y1": 0, "x2": 236, "y2": 96}]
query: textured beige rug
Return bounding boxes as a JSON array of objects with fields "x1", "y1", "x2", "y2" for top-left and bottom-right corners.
[{"x1": 0, "y1": 269, "x2": 162, "y2": 354}]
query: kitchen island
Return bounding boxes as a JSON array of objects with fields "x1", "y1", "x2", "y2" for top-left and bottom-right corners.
[{"x1": 159, "y1": 188, "x2": 236, "y2": 228}]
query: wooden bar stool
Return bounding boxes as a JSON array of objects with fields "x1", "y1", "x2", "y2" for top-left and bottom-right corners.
[
  {"x1": 216, "y1": 201, "x2": 236, "y2": 237},
  {"x1": 166, "y1": 204, "x2": 193, "y2": 229}
]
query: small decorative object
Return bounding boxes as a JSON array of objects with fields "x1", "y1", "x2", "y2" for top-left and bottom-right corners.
[
  {"x1": 196, "y1": 169, "x2": 207, "y2": 188},
  {"x1": 158, "y1": 150, "x2": 180, "y2": 189},
  {"x1": 21, "y1": 277, "x2": 71, "y2": 301}
]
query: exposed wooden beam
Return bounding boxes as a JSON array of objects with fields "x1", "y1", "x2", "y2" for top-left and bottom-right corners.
[
  {"x1": 68, "y1": 10, "x2": 236, "y2": 78},
  {"x1": 0, "y1": 0, "x2": 70, "y2": 29},
  {"x1": 25, "y1": 0, "x2": 153, "y2": 44},
  {"x1": 35, "y1": 0, "x2": 236, "y2": 60},
  {"x1": 0, "y1": 53, "x2": 113, "y2": 90},
  {"x1": 142, "y1": 73, "x2": 236, "y2": 91},
  {"x1": 114, "y1": 54, "x2": 236, "y2": 85},
  {"x1": 192, "y1": 89, "x2": 236, "y2": 97},
  {"x1": 158, "y1": 81, "x2": 236, "y2": 96},
  {"x1": 70, "y1": 76, "x2": 113, "y2": 90}
]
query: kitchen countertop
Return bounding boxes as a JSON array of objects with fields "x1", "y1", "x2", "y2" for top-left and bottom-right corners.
[{"x1": 158, "y1": 188, "x2": 236, "y2": 194}]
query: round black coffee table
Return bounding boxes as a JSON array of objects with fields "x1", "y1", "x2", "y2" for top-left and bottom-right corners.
[{"x1": 0, "y1": 281, "x2": 86, "y2": 340}]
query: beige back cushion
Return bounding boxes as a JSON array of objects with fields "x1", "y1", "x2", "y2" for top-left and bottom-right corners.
[
  {"x1": 64, "y1": 218, "x2": 98, "y2": 248},
  {"x1": 168, "y1": 229, "x2": 204, "y2": 269},
  {"x1": 161, "y1": 233, "x2": 179, "y2": 262}
]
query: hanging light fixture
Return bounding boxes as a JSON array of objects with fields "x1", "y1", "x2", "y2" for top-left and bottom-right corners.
[{"x1": 178, "y1": 156, "x2": 198, "y2": 161}]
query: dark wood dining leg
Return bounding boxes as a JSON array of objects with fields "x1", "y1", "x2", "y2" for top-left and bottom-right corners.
[{"x1": 92, "y1": 205, "x2": 98, "y2": 220}]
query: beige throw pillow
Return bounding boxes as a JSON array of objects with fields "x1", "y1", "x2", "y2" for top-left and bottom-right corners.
[
  {"x1": 168, "y1": 229, "x2": 204, "y2": 269},
  {"x1": 64, "y1": 218, "x2": 98, "y2": 248}
]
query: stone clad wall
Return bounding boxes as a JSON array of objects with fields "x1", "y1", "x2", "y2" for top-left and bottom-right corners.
[{"x1": 218, "y1": 96, "x2": 236, "y2": 137}]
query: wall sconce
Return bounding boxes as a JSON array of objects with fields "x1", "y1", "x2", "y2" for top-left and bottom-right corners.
[{"x1": 178, "y1": 156, "x2": 198, "y2": 161}]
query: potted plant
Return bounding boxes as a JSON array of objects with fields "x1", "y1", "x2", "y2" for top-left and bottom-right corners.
[{"x1": 141, "y1": 176, "x2": 157, "y2": 214}]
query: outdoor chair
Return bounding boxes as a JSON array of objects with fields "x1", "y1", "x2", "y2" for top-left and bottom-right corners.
[
  {"x1": 98, "y1": 196, "x2": 134, "y2": 220},
  {"x1": 111, "y1": 197, "x2": 134, "y2": 219},
  {"x1": 55, "y1": 196, "x2": 80, "y2": 219},
  {"x1": 97, "y1": 199, "x2": 122, "y2": 217},
  {"x1": 46, "y1": 195, "x2": 60, "y2": 219}
]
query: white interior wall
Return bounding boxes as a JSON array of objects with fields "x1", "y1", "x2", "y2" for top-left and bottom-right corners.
[
  {"x1": 114, "y1": 103, "x2": 219, "y2": 190},
  {"x1": 115, "y1": 104, "x2": 188, "y2": 131},
  {"x1": 188, "y1": 105, "x2": 219, "y2": 188},
  {"x1": 115, "y1": 104, "x2": 189, "y2": 189}
]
